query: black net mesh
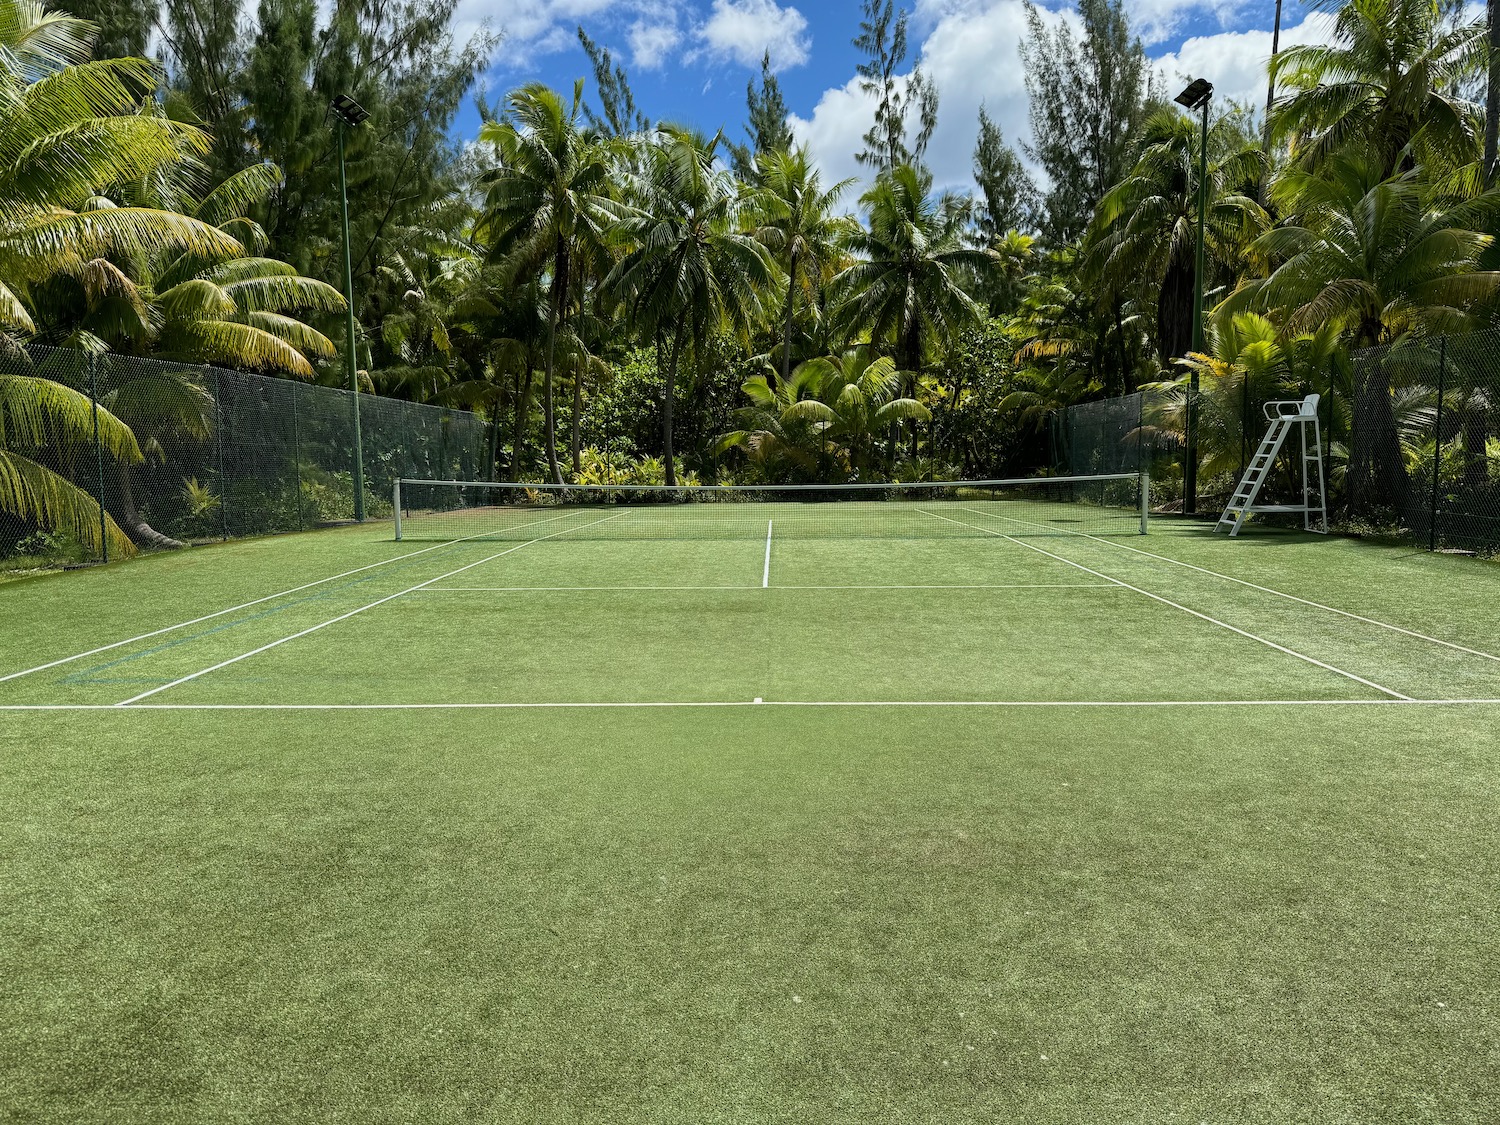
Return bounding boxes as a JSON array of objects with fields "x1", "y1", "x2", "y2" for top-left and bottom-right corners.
[
  {"x1": 1377, "y1": 332, "x2": 1500, "y2": 552},
  {"x1": 1054, "y1": 392, "x2": 1145, "y2": 476},
  {"x1": 1, "y1": 345, "x2": 494, "y2": 570}
]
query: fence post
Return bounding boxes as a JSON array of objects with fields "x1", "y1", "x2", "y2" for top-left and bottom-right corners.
[
  {"x1": 211, "y1": 366, "x2": 228, "y2": 541},
  {"x1": 291, "y1": 380, "x2": 306, "y2": 531},
  {"x1": 1430, "y1": 336, "x2": 1447, "y2": 551},
  {"x1": 1240, "y1": 374, "x2": 1249, "y2": 480},
  {"x1": 89, "y1": 354, "x2": 107, "y2": 564}
]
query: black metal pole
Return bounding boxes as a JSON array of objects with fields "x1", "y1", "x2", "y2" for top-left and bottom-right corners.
[
  {"x1": 1184, "y1": 95, "x2": 1211, "y2": 515},
  {"x1": 291, "y1": 380, "x2": 306, "y2": 531},
  {"x1": 89, "y1": 355, "x2": 107, "y2": 563},
  {"x1": 213, "y1": 366, "x2": 228, "y2": 541},
  {"x1": 1430, "y1": 337, "x2": 1447, "y2": 551}
]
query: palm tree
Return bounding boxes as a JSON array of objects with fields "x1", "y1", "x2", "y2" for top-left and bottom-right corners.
[
  {"x1": 1146, "y1": 312, "x2": 1311, "y2": 488},
  {"x1": 478, "y1": 81, "x2": 620, "y2": 484},
  {"x1": 1226, "y1": 157, "x2": 1500, "y2": 515},
  {"x1": 834, "y1": 165, "x2": 989, "y2": 440},
  {"x1": 606, "y1": 126, "x2": 778, "y2": 485},
  {"x1": 0, "y1": 0, "x2": 250, "y2": 552},
  {"x1": 0, "y1": 0, "x2": 240, "y2": 348},
  {"x1": 1, "y1": 353, "x2": 139, "y2": 558},
  {"x1": 716, "y1": 347, "x2": 930, "y2": 479},
  {"x1": 1086, "y1": 107, "x2": 1270, "y2": 367},
  {"x1": 1270, "y1": 0, "x2": 1485, "y2": 179},
  {"x1": 751, "y1": 147, "x2": 855, "y2": 388}
]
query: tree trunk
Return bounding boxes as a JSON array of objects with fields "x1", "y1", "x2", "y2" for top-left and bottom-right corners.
[
  {"x1": 542, "y1": 305, "x2": 562, "y2": 486},
  {"x1": 116, "y1": 464, "x2": 186, "y2": 549},
  {"x1": 1115, "y1": 299, "x2": 1134, "y2": 394},
  {"x1": 571, "y1": 375, "x2": 583, "y2": 476},
  {"x1": 1346, "y1": 349, "x2": 1409, "y2": 517},
  {"x1": 1158, "y1": 255, "x2": 1194, "y2": 366},
  {"x1": 572, "y1": 263, "x2": 588, "y2": 476},
  {"x1": 1487, "y1": 0, "x2": 1500, "y2": 187},
  {"x1": 663, "y1": 327, "x2": 683, "y2": 487},
  {"x1": 542, "y1": 241, "x2": 569, "y2": 486},
  {"x1": 488, "y1": 401, "x2": 500, "y2": 481},
  {"x1": 512, "y1": 363, "x2": 532, "y2": 478},
  {"x1": 1462, "y1": 395, "x2": 1489, "y2": 490},
  {"x1": 779, "y1": 248, "x2": 799, "y2": 389},
  {"x1": 1261, "y1": 0, "x2": 1284, "y2": 204}
]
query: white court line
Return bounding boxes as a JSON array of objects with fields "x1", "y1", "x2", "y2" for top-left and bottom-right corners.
[
  {"x1": 4, "y1": 698, "x2": 1499, "y2": 711},
  {"x1": 0, "y1": 512, "x2": 584, "y2": 686},
  {"x1": 114, "y1": 512, "x2": 625, "y2": 707},
  {"x1": 968, "y1": 507, "x2": 1500, "y2": 666},
  {"x1": 763, "y1": 519, "x2": 773, "y2": 588},
  {"x1": 921, "y1": 508, "x2": 1411, "y2": 701},
  {"x1": 407, "y1": 583, "x2": 1118, "y2": 592}
]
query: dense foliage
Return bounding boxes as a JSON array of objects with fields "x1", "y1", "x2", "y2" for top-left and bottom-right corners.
[{"x1": 3, "y1": 0, "x2": 1500, "y2": 557}]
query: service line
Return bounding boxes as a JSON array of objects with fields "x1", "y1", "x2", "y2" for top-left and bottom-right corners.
[
  {"x1": 114, "y1": 512, "x2": 625, "y2": 706},
  {"x1": 920, "y1": 508, "x2": 1410, "y2": 701},
  {"x1": 0, "y1": 514, "x2": 581, "y2": 687},
  {"x1": 969, "y1": 506, "x2": 1500, "y2": 666}
]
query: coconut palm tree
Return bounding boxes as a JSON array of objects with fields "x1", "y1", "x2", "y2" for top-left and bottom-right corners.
[
  {"x1": 1085, "y1": 107, "x2": 1270, "y2": 368},
  {"x1": 606, "y1": 126, "x2": 778, "y2": 485},
  {"x1": 750, "y1": 147, "x2": 855, "y2": 388},
  {"x1": 477, "y1": 81, "x2": 621, "y2": 484},
  {"x1": 1, "y1": 353, "x2": 139, "y2": 558},
  {"x1": 0, "y1": 0, "x2": 252, "y2": 552},
  {"x1": 0, "y1": 0, "x2": 240, "y2": 348},
  {"x1": 1146, "y1": 313, "x2": 1307, "y2": 486},
  {"x1": 1270, "y1": 0, "x2": 1486, "y2": 178},
  {"x1": 834, "y1": 165, "x2": 990, "y2": 408},
  {"x1": 716, "y1": 347, "x2": 929, "y2": 479},
  {"x1": 1226, "y1": 156, "x2": 1500, "y2": 515}
]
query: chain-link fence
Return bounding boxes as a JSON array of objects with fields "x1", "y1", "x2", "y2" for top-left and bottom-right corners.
[
  {"x1": 1, "y1": 345, "x2": 493, "y2": 570},
  {"x1": 1060, "y1": 330, "x2": 1500, "y2": 551},
  {"x1": 1354, "y1": 330, "x2": 1500, "y2": 552}
]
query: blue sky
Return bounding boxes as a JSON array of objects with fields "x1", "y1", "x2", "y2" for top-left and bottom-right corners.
[{"x1": 453, "y1": 0, "x2": 1329, "y2": 194}]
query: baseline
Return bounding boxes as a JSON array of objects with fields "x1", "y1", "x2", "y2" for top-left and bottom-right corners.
[
  {"x1": 0, "y1": 512, "x2": 583, "y2": 687},
  {"x1": 920, "y1": 508, "x2": 1410, "y2": 701},
  {"x1": 5, "y1": 697, "x2": 1500, "y2": 711},
  {"x1": 114, "y1": 512, "x2": 625, "y2": 706}
]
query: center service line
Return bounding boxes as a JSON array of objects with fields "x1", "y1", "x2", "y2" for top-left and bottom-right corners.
[{"x1": 763, "y1": 519, "x2": 773, "y2": 588}]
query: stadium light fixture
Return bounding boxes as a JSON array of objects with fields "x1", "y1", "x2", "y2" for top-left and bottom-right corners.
[
  {"x1": 332, "y1": 93, "x2": 368, "y2": 520},
  {"x1": 1176, "y1": 77, "x2": 1213, "y2": 516}
]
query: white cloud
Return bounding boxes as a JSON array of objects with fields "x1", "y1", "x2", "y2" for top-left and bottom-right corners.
[
  {"x1": 1152, "y1": 12, "x2": 1336, "y2": 110},
  {"x1": 697, "y1": 0, "x2": 811, "y2": 69},
  {"x1": 794, "y1": 0, "x2": 1338, "y2": 208},
  {"x1": 630, "y1": 15, "x2": 684, "y2": 68},
  {"x1": 792, "y1": 0, "x2": 1058, "y2": 200}
]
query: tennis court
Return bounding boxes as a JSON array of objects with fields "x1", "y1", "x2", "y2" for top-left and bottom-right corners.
[{"x1": 3, "y1": 486, "x2": 1500, "y2": 1122}]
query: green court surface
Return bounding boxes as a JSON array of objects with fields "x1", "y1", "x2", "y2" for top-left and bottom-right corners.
[{"x1": 3, "y1": 510, "x2": 1499, "y2": 1122}]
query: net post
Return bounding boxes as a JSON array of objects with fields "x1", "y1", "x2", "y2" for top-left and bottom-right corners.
[
  {"x1": 1139, "y1": 470, "x2": 1150, "y2": 534},
  {"x1": 393, "y1": 479, "x2": 403, "y2": 540}
]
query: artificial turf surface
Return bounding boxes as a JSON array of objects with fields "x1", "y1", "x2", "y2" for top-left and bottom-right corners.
[{"x1": 2, "y1": 512, "x2": 1498, "y2": 1122}]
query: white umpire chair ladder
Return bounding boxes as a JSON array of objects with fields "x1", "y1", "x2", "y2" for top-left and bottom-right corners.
[{"x1": 1215, "y1": 393, "x2": 1328, "y2": 537}]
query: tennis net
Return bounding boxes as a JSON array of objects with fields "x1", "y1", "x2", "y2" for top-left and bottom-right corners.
[{"x1": 392, "y1": 475, "x2": 1148, "y2": 541}]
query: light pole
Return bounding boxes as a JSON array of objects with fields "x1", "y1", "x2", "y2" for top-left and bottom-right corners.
[
  {"x1": 332, "y1": 92, "x2": 369, "y2": 521},
  {"x1": 1175, "y1": 77, "x2": 1213, "y2": 516}
]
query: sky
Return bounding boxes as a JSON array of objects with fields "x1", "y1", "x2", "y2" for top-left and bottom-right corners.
[{"x1": 452, "y1": 0, "x2": 1333, "y2": 197}]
